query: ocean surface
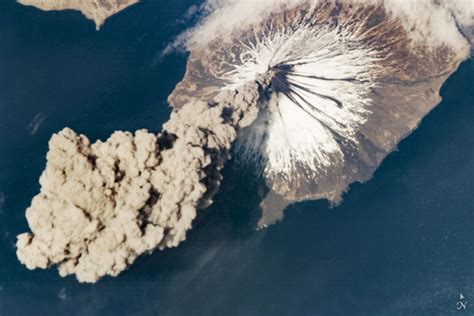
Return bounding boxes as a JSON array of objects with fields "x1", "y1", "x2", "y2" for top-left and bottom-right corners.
[{"x1": 0, "y1": 1, "x2": 473, "y2": 315}]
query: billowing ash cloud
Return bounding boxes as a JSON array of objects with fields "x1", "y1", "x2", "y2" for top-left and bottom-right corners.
[{"x1": 17, "y1": 74, "x2": 272, "y2": 283}]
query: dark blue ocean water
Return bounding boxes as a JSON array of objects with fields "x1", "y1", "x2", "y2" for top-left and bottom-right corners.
[{"x1": 0, "y1": 1, "x2": 473, "y2": 315}]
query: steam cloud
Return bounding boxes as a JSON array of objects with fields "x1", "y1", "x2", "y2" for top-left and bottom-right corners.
[{"x1": 17, "y1": 74, "x2": 272, "y2": 283}]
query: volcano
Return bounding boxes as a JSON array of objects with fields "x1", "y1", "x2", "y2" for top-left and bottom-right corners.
[{"x1": 169, "y1": 1, "x2": 471, "y2": 226}]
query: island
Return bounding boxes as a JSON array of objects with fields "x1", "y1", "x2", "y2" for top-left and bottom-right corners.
[{"x1": 17, "y1": 0, "x2": 139, "y2": 30}]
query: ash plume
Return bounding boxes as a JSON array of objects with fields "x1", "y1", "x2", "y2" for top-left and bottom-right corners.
[
  {"x1": 17, "y1": 0, "x2": 473, "y2": 282},
  {"x1": 17, "y1": 74, "x2": 272, "y2": 283}
]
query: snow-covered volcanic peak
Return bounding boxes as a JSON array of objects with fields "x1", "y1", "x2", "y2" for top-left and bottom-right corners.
[{"x1": 227, "y1": 11, "x2": 383, "y2": 183}]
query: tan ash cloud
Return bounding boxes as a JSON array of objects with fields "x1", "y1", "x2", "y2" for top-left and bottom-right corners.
[{"x1": 17, "y1": 74, "x2": 272, "y2": 283}]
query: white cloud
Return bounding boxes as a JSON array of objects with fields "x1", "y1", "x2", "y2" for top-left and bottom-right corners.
[{"x1": 171, "y1": 0, "x2": 472, "y2": 52}]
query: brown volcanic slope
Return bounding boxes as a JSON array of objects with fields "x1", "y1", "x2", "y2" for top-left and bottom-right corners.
[{"x1": 168, "y1": 1, "x2": 470, "y2": 227}]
